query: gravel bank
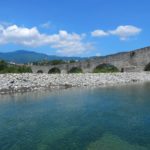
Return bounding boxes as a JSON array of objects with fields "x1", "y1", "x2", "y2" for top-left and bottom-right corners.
[{"x1": 0, "y1": 72, "x2": 150, "y2": 94}]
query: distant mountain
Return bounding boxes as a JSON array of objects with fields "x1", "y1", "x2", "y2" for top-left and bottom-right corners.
[{"x1": 0, "y1": 50, "x2": 86, "y2": 63}]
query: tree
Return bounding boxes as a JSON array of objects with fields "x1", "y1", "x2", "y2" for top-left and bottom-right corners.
[
  {"x1": 68, "y1": 67, "x2": 83, "y2": 73},
  {"x1": 0, "y1": 60, "x2": 7, "y2": 71},
  {"x1": 93, "y1": 63, "x2": 119, "y2": 73}
]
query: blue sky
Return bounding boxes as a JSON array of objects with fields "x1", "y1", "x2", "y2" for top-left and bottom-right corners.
[{"x1": 0, "y1": 0, "x2": 149, "y2": 56}]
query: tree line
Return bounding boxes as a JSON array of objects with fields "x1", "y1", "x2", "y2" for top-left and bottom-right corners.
[
  {"x1": 32, "y1": 60, "x2": 76, "y2": 66},
  {"x1": 0, "y1": 60, "x2": 32, "y2": 73}
]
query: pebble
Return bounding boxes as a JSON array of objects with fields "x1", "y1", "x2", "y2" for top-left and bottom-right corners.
[{"x1": 0, "y1": 72, "x2": 150, "y2": 94}]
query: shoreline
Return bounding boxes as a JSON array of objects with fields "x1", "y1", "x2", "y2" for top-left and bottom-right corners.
[{"x1": 0, "y1": 72, "x2": 150, "y2": 95}]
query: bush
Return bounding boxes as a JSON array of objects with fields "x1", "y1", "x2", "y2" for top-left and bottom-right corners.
[
  {"x1": 17, "y1": 66, "x2": 32, "y2": 73},
  {"x1": 144, "y1": 63, "x2": 150, "y2": 71},
  {"x1": 69, "y1": 60, "x2": 76, "y2": 63},
  {"x1": 0, "y1": 60, "x2": 7, "y2": 71},
  {"x1": 68, "y1": 67, "x2": 83, "y2": 73},
  {"x1": 48, "y1": 68, "x2": 61, "y2": 74},
  {"x1": 93, "y1": 64, "x2": 119, "y2": 73}
]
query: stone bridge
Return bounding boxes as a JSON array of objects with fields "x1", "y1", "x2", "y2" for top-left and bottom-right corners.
[{"x1": 31, "y1": 46, "x2": 150, "y2": 73}]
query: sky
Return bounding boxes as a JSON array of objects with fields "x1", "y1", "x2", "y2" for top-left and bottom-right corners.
[{"x1": 0, "y1": 0, "x2": 149, "y2": 57}]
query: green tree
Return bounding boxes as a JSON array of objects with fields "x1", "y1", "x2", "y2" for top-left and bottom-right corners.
[
  {"x1": 93, "y1": 64, "x2": 119, "y2": 73},
  {"x1": 68, "y1": 67, "x2": 83, "y2": 73},
  {"x1": 0, "y1": 60, "x2": 8, "y2": 71},
  {"x1": 0, "y1": 60, "x2": 32, "y2": 73}
]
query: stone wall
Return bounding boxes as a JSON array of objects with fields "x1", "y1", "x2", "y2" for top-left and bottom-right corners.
[{"x1": 31, "y1": 46, "x2": 150, "y2": 73}]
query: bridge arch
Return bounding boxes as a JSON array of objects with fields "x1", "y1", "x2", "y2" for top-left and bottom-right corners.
[
  {"x1": 48, "y1": 67, "x2": 61, "y2": 74},
  {"x1": 68, "y1": 67, "x2": 83, "y2": 73},
  {"x1": 93, "y1": 63, "x2": 119, "y2": 73},
  {"x1": 37, "y1": 70, "x2": 44, "y2": 73}
]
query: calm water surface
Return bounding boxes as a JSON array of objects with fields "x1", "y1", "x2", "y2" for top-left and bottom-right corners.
[{"x1": 0, "y1": 83, "x2": 150, "y2": 150}]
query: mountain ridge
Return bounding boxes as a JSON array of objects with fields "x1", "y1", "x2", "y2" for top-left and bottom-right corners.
[{"x1": 0, "y1": 50, "x2": 86, "y2": 63}]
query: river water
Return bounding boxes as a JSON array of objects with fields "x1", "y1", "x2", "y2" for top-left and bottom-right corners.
[{"x1": 0, "y1": 83, "x2": 150, "y2": 150}]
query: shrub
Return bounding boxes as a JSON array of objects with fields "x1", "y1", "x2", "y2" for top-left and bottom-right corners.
[
  {"x1": 69, "y1": 60, "x2": 76, "y2": 63},
  {"x1": 0, "y1": 60, "x2": 7, "y2": 71},
  {"x1": 68, "y1": 67, "x2": 83, "y2": 73},
  {"x1": 17, "y1": 66, "x2": 32, "y2": 73},
  {"x1": 93, "y1": 63, "x2": 119, "y2": 73},
  {"x1": 48, "y1": 68, "x2": 61, "y2": 74}
]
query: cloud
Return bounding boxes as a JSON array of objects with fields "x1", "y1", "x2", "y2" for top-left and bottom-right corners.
[
  {"x1": 91, "y1": 25, "x2": 142, "y2": 40},
  {"x1": 0, "y1": 24, "x2": 142, "y2": 56},
  {"x1": 91, "y1": 30, "x2": 108, "y2": 37},
  {"x1": 0, "y1": 24, "x2": 92, "y2": 56},
  {"x1": 109, "y1": 25, "x2": 142, "y2": 40},
  {"x1": 0, "y1": 25, "x2": 45, "y2": 46},
  {"x1": 40, "y1": 22, "x2": 52, "y2": 29},
  {"x1": 49, "y1": 30, "x2": 93, "y2": 56}
]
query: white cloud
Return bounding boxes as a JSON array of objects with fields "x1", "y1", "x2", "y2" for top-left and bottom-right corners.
[
  {"x1": 0, "y1": 24, "x2": 92, "y2": 56},
  {"x1": 0, "y1": 25, "x2": 45, "y2": 46},
  {"x1": 0, "y1": 24, "x2": 142, "y2": 56},
  {"x1": 91, "y1": 30, "x2": 108, "y2": 37},
  {"x1": 91, "y1": 25, "x2": 142, "y2": 40},
  {"x1": 109, "y1": 25, "x2": 142, "y2": 40},
  {"x1": 51, "y1": 31, "x2": 92, "y2": 56}
]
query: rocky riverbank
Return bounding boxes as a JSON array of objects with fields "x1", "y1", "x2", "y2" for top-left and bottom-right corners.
[{"x1": 0, "y1": 72, "x2": 150, "y2": 94}]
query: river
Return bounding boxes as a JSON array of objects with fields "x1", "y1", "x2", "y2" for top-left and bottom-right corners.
[{"x1": 0, "y1": 83, "x2": 150, "y2": 150}]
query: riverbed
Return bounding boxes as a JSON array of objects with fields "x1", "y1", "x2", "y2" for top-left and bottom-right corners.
[{"x1": 1, "y1": 72, "x2": 150, "y2": 94}]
